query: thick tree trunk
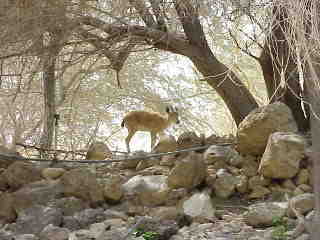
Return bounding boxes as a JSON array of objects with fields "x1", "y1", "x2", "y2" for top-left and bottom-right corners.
[
  {"x1": 173, "y1": 0, "x2": 258, "y2": 125},
  {"x1": 188, "y1": 49, "x2": 258, "y2": 125},
  {"x1": 259, "y1": 6, "x2": 310, "y2": 132},
  {"x1": 306, "y1": 57, "x2": 320, "y2": 240}
]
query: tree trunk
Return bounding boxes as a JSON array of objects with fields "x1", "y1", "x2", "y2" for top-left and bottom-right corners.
[
  {"x1": 173, "y1": 0, "x2": 258, "y2": 125},
  {"x1": 188, "y1": 48, "x2": 258, "y2": 125},
  {"x1": 39, "y1": 31, "x2": 62, "y2": 150},
  {"x1": 259, "y1": 6, "x2": 309, "y2": 132},
  {"x1": 305, "y1": 57, "x2": 320, "y2": 240},
  {"x1": 40, "y1": 52, "x2": 57, "y2": 150}
]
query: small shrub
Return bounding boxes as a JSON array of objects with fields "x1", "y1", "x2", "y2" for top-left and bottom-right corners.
[
  {"x1": 270, "y1": 216, "x2": 290, "y2": 240},
  {"x1": 271, "y1": 225, "x2": 289, "y2": 240},
  {"x1": 133, "y1": 228, "x2": 159, "y2": 240}
]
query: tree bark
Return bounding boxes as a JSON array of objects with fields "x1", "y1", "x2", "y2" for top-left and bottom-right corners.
[
  {"x1": 188, "y1": 49, "x2": 258, "y2": 125},
  {"x1": 305, "y1": 56, "x2": 320, "y2": 240},
  {"x1": 259, "y1": 6, "x2": 310, "y2": 132},
  {"x1": 39, "y1": 31, "x2": 62, "y2": 150}
]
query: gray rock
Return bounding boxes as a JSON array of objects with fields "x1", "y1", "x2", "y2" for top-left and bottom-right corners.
[
  {"x1": 0, "y1": 145, "x2": 21, "y2": 168},
  {"x1": 152, "y1": 134, "x2": 178, "y2": 153},
  {"x1": 62, "y1": 216, "x2": 81, "y2": 231},
  {"x1": 0, "y1": 173, "x2": 8, "y2": 191},
  {"x1": 213, "y1": 170, "x2": 237, "y2": 198},
  {"x1": 259, "y1": 132, "x2": 306, "y2": 179},
  {"x1": 167, "y1": 152, "x2": 207, "y2": 189},
  {"x1": 241, "y1": 156, "x2": 259, "y2": 177},
  {"x1": 12, "y1": 180, "x2": 63, "y2": 214},
  {"x1": 14, "y1": 234, "x2": 39, "y2": 240},
  {"x1": 103, "y1": 209, "x2": 128, "y2": 221},
  {"x1": 204, "y1": 145, "x2": 242, "y2": 167},
  {"x1": 3, "y1": 162, "x2": 42, "y2": 190},
  {"x1": 0, "y1": 229, "x2": 15, "y2": 240},
  {"x1": 54, "y1": 197, "x2": 90, "y2": 216},
  {"x1": 248, "y1": 185, "x2": 271, "y2": 199},
  {"x1": 103, "y1": 174, "x2": 123, "y2": 202},
  {"x1": 14, "y1": 205, "x2": 62, "y2": 235},
  {"x1": 41, "y1": 168, "x2": 66, "y2": 180},
  {"x1": 62, "y1": 208, "x2": 106, "y2": 231},
  {"x1": 287, "y1": 193, "x2": 314, "y2": 217},
  {"x1": 237, "y1": 102, "x2": 298, "y2": 155},
  {"x1": 86, "y1": 141, "x2": 111, "y2": 161},
  {"x1": 181, "y1": 191, "x2": 215, "y2": 223},
  {"x1": 128, "y1": 216, "x2": 179, "y2": 240},
  {"x1": 235, "y1": 175, "x2": 248, "y2": 193},
  {"x1": 60, "y1": 168, "x2": 104, "y2": 207},
  {"x1": 119, "y1": 151, "x2": 146, "y2": 169},
  {"x1": 122, "y1": 175, "x2": 170, "y2": 206},
  {"x1": 39, "y1": 224, "x2": 70, "y2": 240},
  {"x1": 0, "y1": 193, "x2": 16, "y2": 224},
  {"x1": 295, "y1": 233, "x2": 310, "y2": 240},
  {"x1": 243, "y1": 202, "x2": 287, "y2": 227}
]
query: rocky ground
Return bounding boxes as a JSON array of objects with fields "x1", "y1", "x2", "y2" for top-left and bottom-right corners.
[{"x1": 0, "y1": 102, "x2": 315, "y2": 240}]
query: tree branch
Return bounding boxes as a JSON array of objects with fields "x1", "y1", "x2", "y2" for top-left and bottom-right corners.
[
  {"x1": 79, "y1": 15, "x2": 195, "y2": 56},
  {"x1": 174, "y1": 0, "x2": 209, "y2": 48},
  {"x1": 129, "y1": 0, "x2": 157, "y2": 27},
  {"x1": 150, "y1": 0, "x2": 167, "y2": 32}
]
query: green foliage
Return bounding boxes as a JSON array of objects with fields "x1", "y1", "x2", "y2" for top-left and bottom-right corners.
[
  {"x1": 271, "y1": 225, "x2": 289, "y2": 240},
  {"x1": 270, "y1": 216, "x2": 290, "y2": 240},
  {"x1": 271, "y1": 216, "x2": 287, "y2": 227},
  {"x1": 133, "y1": 228, "x2": 159, "y2": 240}
]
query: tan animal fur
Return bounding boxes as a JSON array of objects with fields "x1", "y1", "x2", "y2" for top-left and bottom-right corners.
[{"x1": 121, "y1": 106, "x2": 179, "y2": 152}]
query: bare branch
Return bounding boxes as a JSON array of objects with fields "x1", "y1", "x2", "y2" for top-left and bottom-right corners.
[
  {"x1": 79, "y1": 15, "x2": 193, "y2": 56},
  {"x1": 129, "y1": 0, "x2": 157, "y2": 27},
  {"x1": 228, "y1": 29, "x2": 259, "y2": 61},
  {"x1": 150, "y1": 0, "x2": 167, "y2": 32},
  {"x1": 174, "y1": 0, "x2": 208, "y2": 48}
]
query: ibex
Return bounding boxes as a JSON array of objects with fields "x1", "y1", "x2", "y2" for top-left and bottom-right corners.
[{"x1": 121, "y1": 106, "x2": 180, "y2": 152}]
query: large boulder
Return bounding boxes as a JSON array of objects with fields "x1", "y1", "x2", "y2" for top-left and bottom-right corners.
[
  {"x1": 62, "y1": 208, "x2": 106, "y2": 231},
  {"x1": 12, "y1": 180, "x2": 63, "y2": 214},
  {"x1": 287, "y1": 193, "x2": 314, "y2": 217},
  {"x1": 152, "y1": 134, "x2": 178, "y2": 153},
  {"x1": 13, "y1": 205, "x2": 62, "y2": 235},
  {"x1": 180, "y1": 191, "x2": 215, "y2": 223},
  {"x1": 243, "y1": 202, "x2": 288, "y2": 227},
  {"x1": 212, "y1": 169, "x2": 237, "y2": 198},
  {"x1": 177, "y1": 132, "x2": 204, "y2": 150},
  {"x1": 0, "y1": 145, "x2": 20, "y2": 168},
  {"x1": 0, "y1": 193, "x2": 16, "y2": 224},
  {"x1": 204, "y1": 145, "x2": 243, "y2": 167},
  {"x1": 41, "y1": 168, "x2": 66, "y2": 180},
  {"x1": 167, "y1": 152, "x2": 207, "y2": 189},
  {"x1": 119, "y1": 151, "x2": 146, "y2": 169},
  {"x1": 86, "y1": 141, "x2": 111, "y2": 160},
  {"x1": 258, "y1": 132, "x2": 306, "y2": 179},
  {"x1": 39, "y1": 224, "x2": 70, "y2": 240},
  {"x1": 3, "y1": 162, "x2": 42, "y2": 190},
  {"x1": 237, "y1": 102, "x2": 298, "y2": 155},
  {"x1": 122, "y1": 175, "x2": 170, "y2": 206},
  {"x1": 55, "y1": 197, "x2": 90, "y2": 216},
  {"x1": 0, "y1": 172, "x2": 8, "y2": 191},
  {"x1": 60, "y1": 168, "x2": 104, "y2": 207},
  {"x1": 241, "y1": 155, "x2": 259, "y2": 177},
  {"x1": 103, "y1": 174, "x2": 124, "y2": 202}
]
